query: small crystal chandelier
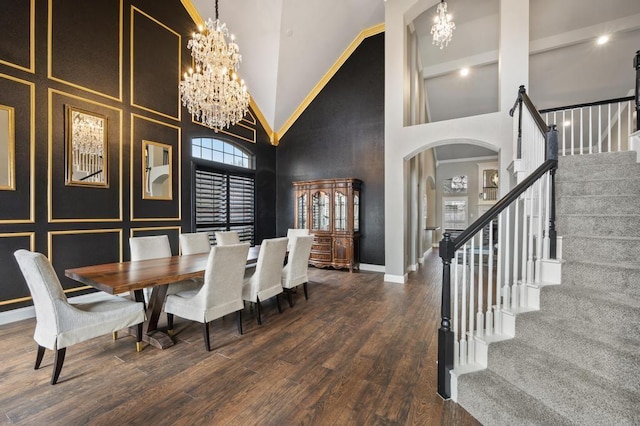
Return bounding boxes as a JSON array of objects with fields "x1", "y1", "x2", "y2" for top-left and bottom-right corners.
[
  {"x1": 431, "y1": 0, "x2": 456, "y2": 49},
  {"x1": 179, "y1": 0, "x2": 250, "y2": 131}
]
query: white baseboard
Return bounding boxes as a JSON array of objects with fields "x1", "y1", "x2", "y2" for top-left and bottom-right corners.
[
  {"x1": 0, "y1": 291, "x2": 115, "y2": 326},
  {"x1": 359, "y1": 263, "x2": 385, "y2": 273},
  {"x1": 383, "y1": 273, "x2": 407, "y2": 284}
]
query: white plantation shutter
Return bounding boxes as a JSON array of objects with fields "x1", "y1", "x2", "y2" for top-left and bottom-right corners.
[{"x1": 195, "y1": 167, "x2": 254, "y2": 245}]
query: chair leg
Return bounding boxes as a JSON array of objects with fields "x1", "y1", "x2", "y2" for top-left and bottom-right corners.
[
  {"x1": 51, "y1": 347, "x2": 66, "y2": 385},
  {"x1": 286, "y1": 289, "x2": 294, "y2": 308},
  {"x1": 256, "y1": 299, "x2": 262, "y2": 325},
  {"x1": 112, "y1": 331, "x2": 118, "y2": 340},
  {"x1": 303, "y1": 282, "x2": 309, "y2": 300},
  {"x1": 136, "y1": 323, "x2": 143, "y2": 352},
  {"x1": 236, "y1": 310, "x2": 243, "y2": 335},
  {"x1": 167, "y1": 313, "x2": 174, "y2": 337},
  {"x1": 34, "y1": 345, "x2": 45, "y2": 370},
  {"x1": 202, "y1": 322, "x2": 211, "y2": 352},
  {"x1": 276, "y1": 294, "x2": 283, "y2": 313}
]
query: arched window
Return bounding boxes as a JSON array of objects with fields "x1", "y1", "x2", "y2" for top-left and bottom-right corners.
[
  {"x1": 192, "y1": 137, "x2": 253, "y2": 169},
  {"x1": 191, "y1": 138, "x2": 255, "y2": 244}
]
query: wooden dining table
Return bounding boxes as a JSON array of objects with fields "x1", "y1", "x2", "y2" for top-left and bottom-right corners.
[{"x1": 65, "y1": 245, "x2": 260, "y2": 350}]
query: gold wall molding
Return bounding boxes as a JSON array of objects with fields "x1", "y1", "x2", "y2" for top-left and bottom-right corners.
[
  {"x1": 0, "y1": 232, "x2": 34, "y2": 306},
  {"x1": 191, "y1": 109, "x2": 258, "y2": 144},
  {"x1": 130, "y1": 6, "x2": 182, "y2": 122},
  {"x1": 0, "y1": 73, "x2": 35, "y2": 224},
  {"x1": 130, "y1": 114, "x2": 182, "y2": 222},
  {"x1": 0, "y1": 0, "x2": 35, "y2": 73},
  {"x1": 47, "y1": 0, "x2": 123, "y2": 102},
  {"x1": 47, "y1": 89, "x2": 123, "y2": 223}
]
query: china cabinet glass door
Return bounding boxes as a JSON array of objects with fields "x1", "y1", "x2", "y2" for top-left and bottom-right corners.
[
  {"x1": 335, "y1": 191, "x2": 346, "y2": 231},
  {"x1": 354, "y1": 191, "x2": 360, "y2": 232},
  {"x1": 312, "y1": 191, "x2": 330, "y2": 230},
  {"x1": 297, "y1": 193, "x2": 307, "y2": 229}
]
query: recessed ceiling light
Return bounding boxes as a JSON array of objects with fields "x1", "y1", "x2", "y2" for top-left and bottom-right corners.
[
  {"x1": 563, "y1": 120, "x2": 571, "y2": 127},
  {"x1": 460, "y1": 68, "x2": 470, "y2": 77},
  {"x1": 596, "y1": 35, "x2": 610, "y2": 45}
]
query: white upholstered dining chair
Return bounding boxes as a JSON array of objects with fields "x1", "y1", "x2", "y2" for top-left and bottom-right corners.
[
  {"x1": 13, "y1": 249, "x2": 145, "y2": 385},
  {"x1": 164, "y1": 243, "x2": 250, "y2": 351},
  {"x1": 129, "y1": 235, "x2": 200, "y2": 302},
  {"x1": 242, "y1": 237, "x2": 288, "y2": 325},
  {"x1": 281, "y1": 235, "x2": 314, "y2": 307},
  {"x1": 215, "y1": 230, "x2": 240, "y2": 246},
  {"x1": 286, "y1": 228, "x2": 310, "y2": 250},
  {"x1": 180, "y1": 232, "x2": 211, "y2": 255}
]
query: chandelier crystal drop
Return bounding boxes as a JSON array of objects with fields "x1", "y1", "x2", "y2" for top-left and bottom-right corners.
[
  {"x1": 431, "y1": 0, "x2": 456, "y2": 49},
  {"x1": 179, "y1": 2, "x2": 250, "y2": 132}
]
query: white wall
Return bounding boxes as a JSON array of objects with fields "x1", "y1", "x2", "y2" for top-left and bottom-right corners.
[{"x1": 384, "y1": 0, "x2": 530, "y2": 281}]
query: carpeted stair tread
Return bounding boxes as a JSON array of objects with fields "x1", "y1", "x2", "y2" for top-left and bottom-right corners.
[
  {"x1": 513, "y1": 310, "x2": 640, "y2": 393},
  {"x1": 485, "y1": 339, "x2": 640, "y2": 425},
  {"x1": 557, "y1": 151, "x2": 638, "y2": 166},
  {"x1": 556, "y1": 161, "x2": 640, "y2": 181},
  {"x1": 557, "y1": 177, "x2": 640, "y2": 196},
  {"x1": 557, "y1": 214, "x2": 640, "y2": 238},
  {"x1": 457, "y1": 369, "x2": 572, "y2": 426},
  {"x1": 538, "y1": 285, "x2": 640, "y2": 340},
  {"x1": 561, "y1": 235, "x2": 640, "y2": 264},
  {"x1": 557, "y1": 194, "x2": 640, "y2": 215},
  {"x1": 561, "y1": 259, "x2": 640, "y2": 296}
]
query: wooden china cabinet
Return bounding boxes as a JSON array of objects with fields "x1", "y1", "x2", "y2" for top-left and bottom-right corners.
[{"x1": 293, "y1": 178, "x2": 361, "y2": 272}]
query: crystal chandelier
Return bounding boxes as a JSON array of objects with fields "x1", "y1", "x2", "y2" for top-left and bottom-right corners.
[
  {"x1": 179, "y1": 0, "x2": 249, "y2": 131},
  {"x1": 431, "y1": 0, "x2": 456, "y2": 49},
  {"x1": 72, "y1": 111, "x2": 104, "y2": 157}
]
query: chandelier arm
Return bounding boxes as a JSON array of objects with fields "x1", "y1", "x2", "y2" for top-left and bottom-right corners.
[{"x1": 215, "y1": 0, "x2": 219, "y2": 20}]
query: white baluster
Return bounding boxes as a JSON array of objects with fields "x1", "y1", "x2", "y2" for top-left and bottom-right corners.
[
  {"x1": 468, "y1": 238, "x2": 476, "y2": 363},
  {"x1": 608, "y1": 103, "x2": 612, "y2": 152},
  {"x1": 598, "y1": 105, "x2": 602, "y2": 153},
  {"x1": 589, "y1": 106, "x2": 593, "y2": 154},
  {"x1": 503, "y1": 206, "x2": 511, "y2": 310},
  {"x1": 535, "y1": 180, "x2": 544, "y2": 282},
  {"x1": 495, "y1": 213, "x2": 503, "y2": 335},
  {"x1": 562, "y1": 111, "x2": 566, "y2": 155},
  {"x1": 460, "y1": 246, "x2": 468, "y2": 365},
  {"x1": 570, "y1": 109, "x2": 574, "y2": 155},
  {"x1": 486, "y1": 220, "x2": 494, "y2": 336},
  {"x1": 453, "y1": 253, "x2": 459, "y2": 368},
  {"x1": 618, "y1": 102, "x2": 622, "y2": 152},
  {"x1": 543, "y1": 172, "x2": 551, "y2": 260},
  {"x1": 527, "y1": 187, "x2": 535, "y2": 283},
  {"x1": 580, "y1": 108, "x2": 583, "y2": 155},
  {"x1": 477, "y1": 229, "x2": 484, "y2": 338},
  {"x1": 512, "y1": 198, "x2": 520, "y2": 309}
]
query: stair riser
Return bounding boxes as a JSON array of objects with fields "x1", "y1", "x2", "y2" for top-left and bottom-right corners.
[
  {"x1": 513, "y1": 315, "x2": 640, "y2": 394},
  {"x1": 557, "y1": 196, "x2": 640, "y2": 215},
  {"x1": 537, "y1": 290, "x2": 640, "y2": 340},
  {"x1": 557, "y1": 215, "x2": 640, "y2": 238},
  {"x1": 561, "y1": 261, "x2": 640, "y2": 297},
  {"x1": 557, "y1": 164, "x2": 640, "y2": 181},
  {"x1": 562, "y1": 236, "x2": 640, "y2": 264},
  {"x1": 557, "y1": 179, "x2": 640, "y2": 196},
  {"x1": 558, "y1": 151, "x2": 638, "y2": 167}
]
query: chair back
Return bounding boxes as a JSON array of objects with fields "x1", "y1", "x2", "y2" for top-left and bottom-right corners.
[
  {"x1": 252, "y1": 237, "x2": 288, "y2": 297},
  {"x1": 180, "y1": 232, "x2": 211, "y2": 255},
  {"x1": 283, "y1": 235, "x2": 314, "y2": 288},
  {"x1": 215, "y1": 231, "x2": 240, "y2": 246},
  {"x1": 14, "y1": 250, "x2": 66, "y2": 334},
  {"x1": 199, "y1": 243, "x2": 250, "y2": 308},
  {"x1": 286, "y1": 228, "x2": 309, "y2": 239},
  {"x1": 130, "y1": 235, "x2": 171, "y2": 261}
]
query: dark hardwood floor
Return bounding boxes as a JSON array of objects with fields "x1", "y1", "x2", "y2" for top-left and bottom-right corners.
[{"x1": 0, "y1": 249, "x2": 480, "y2": 425}]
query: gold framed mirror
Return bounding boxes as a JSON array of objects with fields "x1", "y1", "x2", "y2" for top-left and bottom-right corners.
[
  {"x1": 65, "y1": 106, "x2": 108, "y2": 187},
  {"x1": 142, "y1": 140, "x2": 172, "y2": 200},
  {"x1": 0, "y1": 105, "x2": 15, "y2": 190}
]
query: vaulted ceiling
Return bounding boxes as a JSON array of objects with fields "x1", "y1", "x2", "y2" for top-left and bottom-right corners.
[{"x1": 183, "y1": 0, "x2": 639, "y2": 150}]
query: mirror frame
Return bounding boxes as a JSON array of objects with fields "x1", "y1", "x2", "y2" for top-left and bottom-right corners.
[
  {"x1": 142, "y1": 140, "x2": 172, "y2": 200},
  {"x1": 0, "y1": 104, "x2": 15, "y2": 191},
  {"x1": 65, "y1": 105, "x2": 108, "y2": 187}
]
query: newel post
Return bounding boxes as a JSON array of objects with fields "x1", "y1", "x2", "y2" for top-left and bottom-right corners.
[
  {"x1": 438, "y1": 233, "x2": 455, "y2": 399},
  {"x1": 546, "y1": 125, "x2": 559, "y2": 259}
]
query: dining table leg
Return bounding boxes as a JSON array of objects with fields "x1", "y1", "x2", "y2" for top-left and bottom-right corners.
[{"x1": 132, "y1": 286, "x2": 175, "y2": 350}]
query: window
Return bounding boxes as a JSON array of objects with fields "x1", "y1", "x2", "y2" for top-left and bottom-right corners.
[
  {"x1": 443, "y1": 197, "x2": 468, "y2": 230},
  {"x1": 192, "y1": 138, "x2": 253, "y2": 169},
  {"x1": 192, "y1": 138, "x2": 255, "y2": 245}
]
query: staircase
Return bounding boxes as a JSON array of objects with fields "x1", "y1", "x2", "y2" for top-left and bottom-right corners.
[{"x1": 455, "y1": 151, "x2": 640, "y2": 425}]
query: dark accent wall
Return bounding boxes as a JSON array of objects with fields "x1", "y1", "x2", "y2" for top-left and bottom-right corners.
[
  {"x1": 276, "y1": 33, "x2": 385, "y2": 265},
  {"x1": 0, "y1": 0, "x2": 276, "y2": 312}
]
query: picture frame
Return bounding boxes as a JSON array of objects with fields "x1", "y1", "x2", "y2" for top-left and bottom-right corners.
[{"x1": 65, "y1": 105, "x2": 108, "y2": 187}]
